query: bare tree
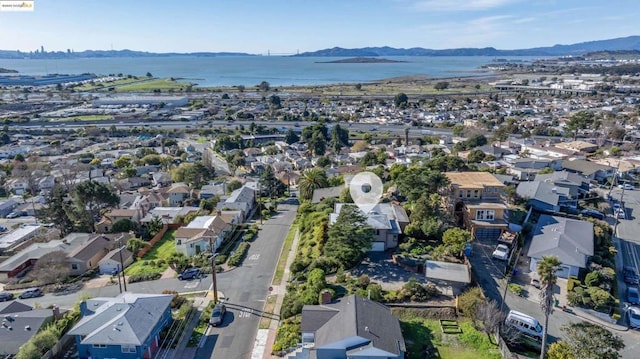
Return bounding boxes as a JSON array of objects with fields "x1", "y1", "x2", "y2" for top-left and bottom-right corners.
[
  {"x1": 472, "y1": 300, "x2": 504, "y2": 343},
  {"x1": 27, "y1": 250, "x2": 70, "y2": 285}
]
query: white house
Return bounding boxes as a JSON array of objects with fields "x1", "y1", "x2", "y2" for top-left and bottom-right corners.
[{"x1": 175, "y1": 215, "x2": 231, "y2": 257}]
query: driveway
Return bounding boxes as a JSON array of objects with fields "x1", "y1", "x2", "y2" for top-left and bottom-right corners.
[{"x1": 350, "y1": 252, "x2": 426, "y2": 290}]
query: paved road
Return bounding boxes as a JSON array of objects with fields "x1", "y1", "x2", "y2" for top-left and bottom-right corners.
[
  {"x1": 470, "y1": 227, "x2": 640, "y2": 358},
  {"x1": 198, "y1": 202, "x2": 297, "y2": 359}
]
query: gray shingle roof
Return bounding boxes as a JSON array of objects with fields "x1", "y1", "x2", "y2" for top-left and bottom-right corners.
[
  {"x1": 516, "y1": 181, "x2": 569, "y2": 207},
  {"x1": 68, "y1": 293, "x2": 172, "y2": 346},
  {"x1": 425, "y1": 260, "x2": 471, "y2": 283},
  {"x1": 535, "y1": 171, "x2": 587, "y2": 186},
  {"x1": 561, "y1": 160, "x2": 612, "y2": 176},
  {"x1": 0, "y1": 309, "x2": 54, "y2": 356},
  {"x1": 302, "y1": 295, "x2": 405, "y2": 356},
  {"x1": 527, "y1": 215, "x2": 594, "y2": 268}
]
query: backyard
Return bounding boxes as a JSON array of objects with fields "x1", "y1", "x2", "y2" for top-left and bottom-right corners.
[
  {"x1": 125, "y1": 229, "x2": 177, "y2": 280},
  {"x1": 393, "y1": 308, "x2": 501, "y2": 359}
]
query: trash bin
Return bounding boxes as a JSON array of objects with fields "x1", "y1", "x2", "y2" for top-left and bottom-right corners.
[{"x1": 554, "y1": 299, "x2": 560, "y2": 307}]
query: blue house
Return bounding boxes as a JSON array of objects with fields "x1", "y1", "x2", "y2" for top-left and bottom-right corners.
[{"x1": 68, "y1": 292, "x2": 173, "y2": 359}]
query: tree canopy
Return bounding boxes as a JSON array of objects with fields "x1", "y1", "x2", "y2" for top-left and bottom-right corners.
[
  {"x1": 324, "y1": 205, "x2": 374, "y2": 269},
  {"x1": 299, "y1": 168, "x2": 329, "y2": 201},
  {"x1": 547, "y1": 321, "x2": 624, "y2": 359}
]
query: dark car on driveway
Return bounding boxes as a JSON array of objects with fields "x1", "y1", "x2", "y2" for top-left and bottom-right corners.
[
  {"x1": 581, "y1": 209, "x2": 605, "y2": 220},
  {"x1": 209, "y1": 303, "x2": 226, "y2": 326},
  {"x1": 0, "y1": 292, "x2": 14, "y2": 302},
  {"x1": 177, "y1": 268, "x2": 201, "y2": 280}
]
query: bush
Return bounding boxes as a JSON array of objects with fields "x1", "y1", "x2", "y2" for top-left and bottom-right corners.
[
  {"x1": 567, "y1": 278, "x2": 581, "y2": 292},
  {"x1": 128, "y1": 272, "x2": 162, "y2": 283},
  {"x1": 308, "y1": 257, "x2": 341, "y2": 274},
  {"x1": 357, "y1": 275, "x2": 371, "y2": 288},
  {"x1": 281, "y1": 292, "x2": 304, "y2": 319},
  {"x1": 457, "y1": 287, "x2": 484, "y2": 317},
  {"x1": 585, "y1": 271, "x2": 601, "y2": 287},
  {"x1": 227, "y1": 242, "x2": 250, "y2": 267},
  {"x1": 508, "y1": 283, "x2": 523, "y2": 296},
  {"x1": 272, "y1": 317, "x2": 301, "y2": 353},
  {"x1": 398, "y1": 278, "x2": 439, "y2": 302},
  {"x1": 214, "y1": 254, "x2": 227, "y2": 265}
]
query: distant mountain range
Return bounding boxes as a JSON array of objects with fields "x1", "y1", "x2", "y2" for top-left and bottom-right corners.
[
  {"x1": 296, "y1": 36, "x2": 640, "y2": 57},
  {"x1": 1, "y1": 35, "x2": 639, "y2": 59}
]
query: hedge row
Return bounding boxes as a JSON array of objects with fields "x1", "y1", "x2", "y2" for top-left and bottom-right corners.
[
  {"x1": 128, "y1": 272, "x2": 162, "y2": 283},
  {"x1": 228, "y1": 242, "x2": 250, "y2": 267}
]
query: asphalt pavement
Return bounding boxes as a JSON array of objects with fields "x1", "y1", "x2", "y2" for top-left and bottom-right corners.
[{"x1": 197, "y1": 202, "x2": 297, "y2": 359}]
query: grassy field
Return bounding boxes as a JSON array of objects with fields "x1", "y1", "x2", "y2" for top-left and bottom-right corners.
[
  {"x1": 74, "y1": 77, "x2": 146, "y2": 91},
  {"x1": 394, "y1": 309, "x2": 501, "y2": 359},
  {"x1": 116, "y1": 78, "x2": 193, "y2": 92},
  {"x1": 125, "y1": 230, "x2": 177, "y2": 277}
]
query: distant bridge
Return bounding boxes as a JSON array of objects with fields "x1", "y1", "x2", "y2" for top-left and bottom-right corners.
[{"x1": 257, "y1": 50, "x2": 300, "y2": 56}]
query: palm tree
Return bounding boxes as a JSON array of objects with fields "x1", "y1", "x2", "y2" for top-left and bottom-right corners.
[
  {"x1": 298, "y1": 168, "x2": 328, "y2": 201},
  {"x1": 537, "y1": 255, "x2": 562, "y2": 359}
]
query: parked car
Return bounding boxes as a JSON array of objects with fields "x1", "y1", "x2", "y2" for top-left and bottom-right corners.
[
  {"x1": 615, "y1": 208, "x2": 626, "y2": 219},
  {"x1": 530, "y1": 277, "x2": 541, "y2": 289},
  {"x1": 505, "y1": 310, "x2": 543, "y2": 340},
  {"x1": 628, "y1": 287, "x2": 640, "y2": 304},
  {"x1": 177, "y1": 268, "x2": 201, "y2": 280},
  {"x1": 492, "y1": 244, "x2": 510, "y2": 261},
  {"x1": 0, "y1": 292, "x2": 14, "y2": 302},
  {"x1": 6, "y1": 212, "x2": 20, "y2": 219},
  {"x1": 18, "y1": 288, "x2": 43, "y2": 299},
  {"x1": 581, "y1": 209, "x2": 605, "y2": 220},
  {"x1": 624, "y1": 267, "x2": 639, "y2": 285},
  {"x1": 629, "y1": 306, "x2": 640, "y2": 328},
  {"x1": 209, "y1": 303, "x2": 226, "y2": 326},
  {"x1": 618, "y1": 183, "x2": 635, "y2": 190}
]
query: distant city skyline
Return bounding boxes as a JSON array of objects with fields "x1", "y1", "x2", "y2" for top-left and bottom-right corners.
[{"x1": 0, "y1": 0, "x2": 638, "y2": 55}]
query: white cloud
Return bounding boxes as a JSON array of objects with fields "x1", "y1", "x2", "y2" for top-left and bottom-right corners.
[{"x1": 413, "y1": 0, "x2": 520, "y2": 11}]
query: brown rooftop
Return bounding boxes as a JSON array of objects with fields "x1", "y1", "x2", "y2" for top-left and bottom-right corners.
[{"x1": 445, "y1": 172, "x2": 505, "y2": 189}]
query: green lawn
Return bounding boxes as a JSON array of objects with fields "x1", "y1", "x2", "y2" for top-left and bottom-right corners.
[
  {"x1": 116, "y1": 78, "x2": 193, "y2": 92},
  {"x1": 74, "y1": 77, "x2": 145, "y2": 91},
  {"x1": 394, "y1": 309, "x2": 501, "y2": 359},
  {"x1": 125, "y1": 230, "x2": 177, "y2": 276},
  {"x1": 273, "y1": 224, "x2": 297, "y2": 286}
]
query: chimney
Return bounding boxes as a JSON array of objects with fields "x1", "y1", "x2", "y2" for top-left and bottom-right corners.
[
  {"x1": 320, "y1": 290, "x2": 332, "y2": 305},
  {"x1": 216, "y1": 210, "x2": 222, "y2": 217},
  {"x1": 52, "y1": 305, "x2": 61, "y2": 320}
]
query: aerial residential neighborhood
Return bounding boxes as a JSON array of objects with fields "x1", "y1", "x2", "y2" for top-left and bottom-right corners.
[{"x1": 1, "y1": 51, "x2": 640, "y2": 359}]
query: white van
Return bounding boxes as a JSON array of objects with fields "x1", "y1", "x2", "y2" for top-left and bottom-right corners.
[{"x1": 505, "y1": 310, "x2": 543, "y2": 339}]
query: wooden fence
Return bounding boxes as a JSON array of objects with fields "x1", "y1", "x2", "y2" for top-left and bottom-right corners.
[{"x1": 136, "y1": 223, "x2": 181, "y2": 258}]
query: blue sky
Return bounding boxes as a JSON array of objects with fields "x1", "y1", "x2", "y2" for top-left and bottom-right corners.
[{"x1": 0, "y1": 0, "x2": 637, "y2": 54}]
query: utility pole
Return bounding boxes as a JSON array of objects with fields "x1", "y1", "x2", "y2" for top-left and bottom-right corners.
[
  {"x1": 209, "y1": 237, "x2": 219, "y2": 303},
  {"x1": 117, "y1": 235, "x2": 127, "y2": 292}
]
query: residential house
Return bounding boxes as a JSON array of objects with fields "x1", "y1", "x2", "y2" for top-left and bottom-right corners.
[
  {"x1": 0, "y1": 302, "x2": 62, "y2": 357},
  {"x1": 0, "y1": 224, "x2": 42, "y2": 253},
  {"x1": 298, "y1": 294, "x2": 405, "y2": 359},
  {"x1": 329, "y1": 203, "x2": 407, "y2": 252},
  {"x1": 506, "y1": 158, "x2": 561, "y2": 181},
  {"x1": 97, "y1": 209, "x2": 141, "y2": 233},
  {"x1": 98, "y1": 246, "x2": 134, "y2": 275},
  {"x1": 516, "y1": 181, "x2": 576, "y2": 212},
  {"x1": 561, "y1": 159, "x2": 614, "y2": 182},
  {"x1": 68, "y1": 234, "x2": 132, "y2": 276},
  {"x1": 140, "y1": 206, "x2": 200, "y2": 225},
  {"x1": 527, "y1": 215, "x2": 594, "y2": 279},
  {"x1": 175, "y1": 215, "x2": 231, "y2": 257},
  {"x1": 37, "y1": 175, "x2": 55, "y2": 194},
  {"x1": 0, "y1": 199, "x2": 18, "y2": 217},
  {"x1": 425, "y1": 260, "x2": 471, "y2": 296},
  {"x1": 0, "y1": 233, "x2": 92, "y2": 282},
  {"x1": 534, "y1": 171, "x2": 590, "y2": 198},
  {"x1": 555, "y1": 140, "x2": 598, "y2": 154},
  {"x1": 445, "y1": 172, "x2": 509, "y2": 240},
  {"x1": 152, "y1": 171, "x2": 172, "y2": 187},
  {"x1": 312, "y1": 185, "x2": 345, "y2": 204},
  {"x1": 167, "y1": 182, "x2": 191, "y2": 206},
  {"x1": 69, "y1": 292, "x2": 173, "y2": 359},
  {"x1": 5, "y1": 178, "x2": 29, "y2": 195},
  {"x1": 199, "y1": 183, "x2": 225, "y2": 200},
  {"x1": 216, "y1": 185, "x2": 257, "y2": 221}
]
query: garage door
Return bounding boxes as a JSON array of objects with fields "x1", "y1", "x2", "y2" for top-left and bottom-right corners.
[
  {"x1": 475, "y1": 228, "x2": 501, "y2": 241},
  {"x1": 556, "y1": 265, "x2": 571, "y2": 279},
  {"x1": 370, "y1": 242, "x2": 386, "y2": 252}
]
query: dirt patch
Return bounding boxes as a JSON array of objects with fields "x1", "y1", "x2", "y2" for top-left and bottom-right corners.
[
  {"x1": 160, "y1": 267, "x2": 176, "y2": 279},
  {"x1": 84, "y1": 274, "x2": 118, "y2": 289}
]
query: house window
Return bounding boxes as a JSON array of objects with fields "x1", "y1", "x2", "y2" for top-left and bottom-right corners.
[
  {"x1": 458, "y1": 190, "x2": 463, "y2": 198},
  {"x1": 93, "y1": 344, "x2": 107, "y2": 348},
  {"x1": 473, "y1": 190, "x2": 479, "y2": 198},
  {"x1": 476, "y1": 210, "x2": 496, "y2": 220},
  {"x1": 466, "y1": 190, "x2": 471, "y2": 198},
  {"x1": 176, "y1": 240, "x2": 182, "y2": 245},
  {"x1": 71, "y1": 264, "x2": 78, "y2": 270},
  {"x1": 121, "y1": 345, "x2": 136, "y2": 353},
  {"x1": 375, "y1": 229, "x2": 380, "y2": 235},
  {"x1": 190, "y1": 244, "x2": 194, "y2": 248}
]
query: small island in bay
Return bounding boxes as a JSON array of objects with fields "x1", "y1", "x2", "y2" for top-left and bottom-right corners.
[
  {"x1": 316, "y1": 57, "x2": 408, "y2": 64},
  {"x1": 0, "y1": 68, "x2": 18, "y2": 74}
]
